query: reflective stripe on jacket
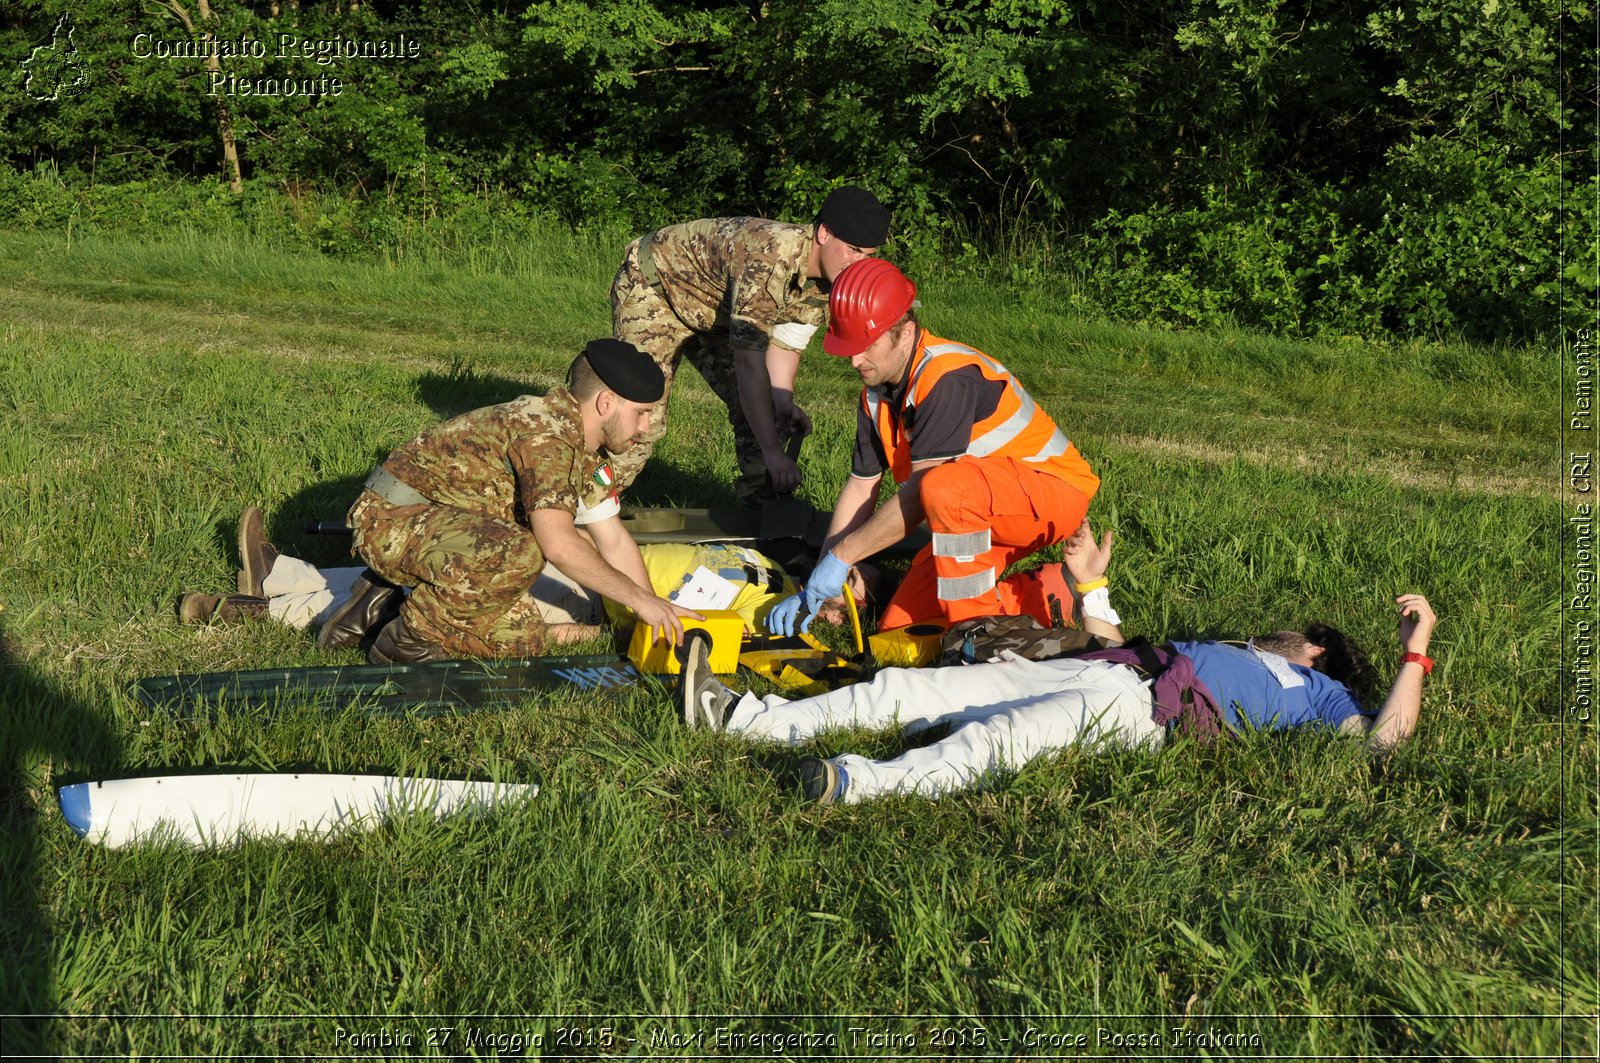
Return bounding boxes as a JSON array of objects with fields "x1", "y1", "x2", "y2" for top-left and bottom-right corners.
[{"x1": 861, "y1": 332, "x2": 1099, "y2": 497}]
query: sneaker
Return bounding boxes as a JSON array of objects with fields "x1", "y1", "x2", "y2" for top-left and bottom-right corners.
[
  {"x1": 799, "y1": 757, "x2": 849, "y2": 805},
  {"x1": 678, "y1": 631, "x2": 734, "y2": 730}
]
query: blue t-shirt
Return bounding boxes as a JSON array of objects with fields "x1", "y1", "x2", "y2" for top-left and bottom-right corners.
[{"x1": 1172, "y1": 640, "x2": 1369, "y2": 731}]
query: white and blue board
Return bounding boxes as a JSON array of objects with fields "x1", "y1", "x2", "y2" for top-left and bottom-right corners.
[{"x1": 59, "y1": 772, "x2": 536, "y2": 848}]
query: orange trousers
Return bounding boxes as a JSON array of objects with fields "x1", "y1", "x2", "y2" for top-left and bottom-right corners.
[{"x1": 879, "y1": 457, "x2": 1091, "y2": 630}]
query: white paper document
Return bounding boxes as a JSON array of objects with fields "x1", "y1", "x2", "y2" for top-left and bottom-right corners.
[{"x1": 667, "y1": 566, "x2": 739, "y2": 611}]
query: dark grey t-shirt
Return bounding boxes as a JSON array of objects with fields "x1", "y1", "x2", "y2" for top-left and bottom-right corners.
[{"x1": 851, "y1": 365, "x2": 1005, "y2": 478}]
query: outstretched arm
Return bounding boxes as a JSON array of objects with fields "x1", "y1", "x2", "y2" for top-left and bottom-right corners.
[
  {"x1": 1063, "y1": 518, "x2": 1124, "y2": 643},
  {"x1": 532, "y1": 509, "x2": 703, "y2": 645},
  {"x1": 1343, "y1": 594, "x2": 1437, "y2": 751},
  {"x1": 823, "y1": 472, "x2": 884, "y2": 551},
  {"x1": 769, "y1": 472, "x2": 883, "y2": 636},
  {"x1": 829, "y1": 461, "x2": 943, "y2": 566}
]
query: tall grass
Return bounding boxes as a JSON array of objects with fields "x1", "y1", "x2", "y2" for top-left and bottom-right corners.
[{"x1": 0, "y1": 227, "x2": 1588, "y2": 1059}]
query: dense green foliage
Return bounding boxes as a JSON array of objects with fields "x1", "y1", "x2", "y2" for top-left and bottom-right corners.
[{"x1": 1, "y1": 0, "x2": 1593, "y2": 340}]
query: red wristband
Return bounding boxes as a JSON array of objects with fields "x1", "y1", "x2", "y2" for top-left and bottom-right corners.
[{"x1": 1401, "y1": 651, "x2": 1434, "y2": 676}]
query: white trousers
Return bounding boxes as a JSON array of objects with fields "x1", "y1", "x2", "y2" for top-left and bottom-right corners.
[
  {"x1": 258, "y1": 558, "x2": 602, "y2": 630},
  {"x1": 260, "y1": 557, "x2": 362, "y2": 628},
  {"x1": 725, "y1": 654, "x2": 1163, "y2": 802}
]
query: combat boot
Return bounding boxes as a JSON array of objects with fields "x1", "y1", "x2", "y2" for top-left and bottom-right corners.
[
  {"x1": 237, "y1": 506, "x2": 279, "y2": 596},
  {"x1": 316, "y1": 570, "x2": 403, "y2": 651},
  {"x1": 368, "y1": 614, "x2": 449, "y2": 665},
  {"x1": 179, "y1": 593, "x2": 270, "y2": 625}
]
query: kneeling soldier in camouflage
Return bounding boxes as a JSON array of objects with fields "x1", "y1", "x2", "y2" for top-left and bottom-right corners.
[{"x1": 347, "y1": 339, "x2": 703, "y2": 664}]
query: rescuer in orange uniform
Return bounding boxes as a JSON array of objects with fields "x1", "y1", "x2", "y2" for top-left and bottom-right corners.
[{"x1": 766, "y1": 259, "x2": 1099, "y2": 636}]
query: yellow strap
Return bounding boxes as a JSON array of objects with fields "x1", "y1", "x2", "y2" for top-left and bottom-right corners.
[{"x1": 844, "y1": 586, "x2": 864, "y2": 656}]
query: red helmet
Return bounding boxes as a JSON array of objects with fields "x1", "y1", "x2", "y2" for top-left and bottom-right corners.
[{"x1": 824, "y1": 259, "x2": 916, "y2": 357}]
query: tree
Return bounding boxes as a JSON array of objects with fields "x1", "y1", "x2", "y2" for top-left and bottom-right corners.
[{"x1": 148, "y1": 0, "x2": 243, "y2": 192}]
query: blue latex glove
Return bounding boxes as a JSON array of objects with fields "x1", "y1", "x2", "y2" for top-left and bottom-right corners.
[
  {"x1": 803, "y1": 550, "x2": 851, "y2": 617},
  {"x1": 765, "y1": 592, "x2": 809, "y2": 637},
  {"x1": 766, "y1": 551, "x2": 851, "y2": 637}
]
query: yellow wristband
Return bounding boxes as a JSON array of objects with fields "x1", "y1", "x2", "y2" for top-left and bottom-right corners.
[{"x1": 1074, "y1": 577, "x2": 1109, "y2": 594}]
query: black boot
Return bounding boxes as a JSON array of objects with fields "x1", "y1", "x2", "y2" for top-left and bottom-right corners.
[
  {"x1": 316, "y1": 570, "x2": 403, "y2": 650},
  {"x1": 179, "y1": 593, "x2": 270, "y2": 625},
  {"x1": 368, "y1": 614, "x2": 449, "y2": 665}
]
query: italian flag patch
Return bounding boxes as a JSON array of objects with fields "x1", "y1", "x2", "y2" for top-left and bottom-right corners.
[{"x1": 594, "y1": 463, "x2": 614, "y2": 488}]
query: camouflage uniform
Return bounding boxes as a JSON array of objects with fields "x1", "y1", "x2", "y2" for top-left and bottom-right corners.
[
  {"x1": 346, "y1": 388, "x2": 616, "y2": 658},
  {"x1": 610, "y1": 218, "x2": 827, "y2": 502}
]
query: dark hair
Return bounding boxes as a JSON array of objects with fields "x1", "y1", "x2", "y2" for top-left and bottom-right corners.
[
  {"x1": 888, "y1": 308, "x2": 920, "y2": 336},
  {"x1": 567, "y1": 353, "x2": 603, "y2": 400},
  {"x1": 1304, "y1": 622, "x2": 1379, "y2": 705}
]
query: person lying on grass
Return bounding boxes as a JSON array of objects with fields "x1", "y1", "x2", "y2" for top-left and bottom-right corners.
[
  {"x1": 679, "y1": 518, "x2": 1438, "y2": 804},
  {"x1": 179, "y1": 507, "x2": 875, "y2": 651}
]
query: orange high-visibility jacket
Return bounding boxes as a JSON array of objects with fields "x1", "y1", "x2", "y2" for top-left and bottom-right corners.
[{"x1": 861, "y1": 332, "x2": 1099, "y2": 498}]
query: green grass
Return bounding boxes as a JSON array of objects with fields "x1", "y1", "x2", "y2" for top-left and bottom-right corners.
[{"x1": 0, "y1": 227, "x2": 1590, "y2": 1058}]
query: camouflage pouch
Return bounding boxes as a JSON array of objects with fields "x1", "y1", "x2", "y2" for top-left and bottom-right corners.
[{"x1": 937, "y1": 614, "x2": 1108, "y2": 666}]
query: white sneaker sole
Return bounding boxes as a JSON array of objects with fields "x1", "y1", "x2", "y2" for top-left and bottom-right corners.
[{"x1": 679, "y1": 633, "x2": 717, "y2": 730}]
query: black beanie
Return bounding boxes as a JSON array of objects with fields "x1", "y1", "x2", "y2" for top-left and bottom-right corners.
[{"x1": 817, "y1": 185, "x2": 891, "y2": 247}]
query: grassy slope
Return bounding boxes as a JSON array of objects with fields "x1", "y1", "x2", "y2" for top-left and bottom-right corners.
[{"x1": 0, "y1": 228, "x2": 1588, "y2": 1058}]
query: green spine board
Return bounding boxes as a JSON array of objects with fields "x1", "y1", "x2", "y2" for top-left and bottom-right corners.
[{"x1": 133, "y1": 654, "x2": 646, "y2": 716}]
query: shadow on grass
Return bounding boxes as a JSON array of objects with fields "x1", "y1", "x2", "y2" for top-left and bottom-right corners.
[
  {"x1": 264, "y1": 366, "x2": 550, "y2": 564},
  {"x1": 415, "y1": 363, "x2": 544, "y2": 422},
  {"x1": 617, "y1": 453, "x2": 740, "y2": 510},
  {"x1": 744, "y1": 747, "x2": 811, "y2": 796},
  {"x1": 0, "y1": 631, "x2": 115, "y2": 1055},
  {"x1": 191, "y1": 477, "x2": 374, "y2": 580}
]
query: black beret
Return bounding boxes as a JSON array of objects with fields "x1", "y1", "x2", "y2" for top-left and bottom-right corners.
[
  {"x1": 817, "y1": 185, "x2": 891, "y2": 248},
  {"x1": 585, "y1": 338, "x2": 665, "y2": 403}
]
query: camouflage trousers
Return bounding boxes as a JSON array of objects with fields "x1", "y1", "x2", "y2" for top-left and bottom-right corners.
[
  {"x1": 347, "y1": 490, "x2": 549, "y2": 658},
  {"x1": 610, "y1": 240, "x2": 776, "y2": 504}
]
